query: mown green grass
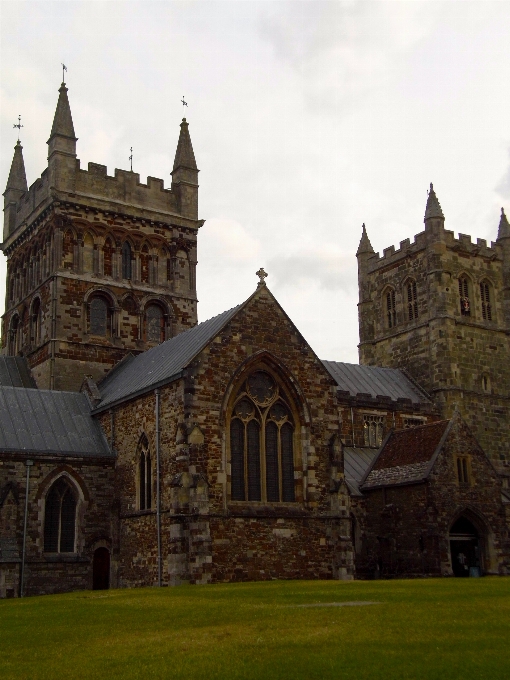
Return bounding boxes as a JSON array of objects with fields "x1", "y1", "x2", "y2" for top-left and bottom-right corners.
[{"x1": 1, "y1": 578, "x2": 509, "y2": 680}]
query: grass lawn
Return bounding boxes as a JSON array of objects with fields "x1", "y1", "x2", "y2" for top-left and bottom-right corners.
[{"x1": 1, "y1": 578, "x2": 509, "y2": 680}]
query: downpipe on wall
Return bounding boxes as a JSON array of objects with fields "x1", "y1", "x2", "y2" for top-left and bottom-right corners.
[
  {"x1": 155, "y1": 389, "x2": 162, "y2": 587},
  {"x1": 20, "y1": 459, "x2": 34, "y2": 597}
]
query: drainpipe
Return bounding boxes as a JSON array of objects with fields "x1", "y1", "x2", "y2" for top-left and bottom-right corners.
[
  {"x1": 155, "y1": 389, "x2": 162, "y2": 587},
  {"x1": 49, "y1": 276, "x2": 57, "y2": 390},
  {"x1": 20, "y1": 459, "x2": 34, "y2": 598},
  {"x1": 350, "y1": 407, "x2": 355, "y2": 447}
]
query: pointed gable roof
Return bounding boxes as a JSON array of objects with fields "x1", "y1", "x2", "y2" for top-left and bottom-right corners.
[
  {"x1": 356, "y1": 223, "x2": 375, "y2": 256},
  {"x1": 4, "y1": 141, "x2": 28, "y2": 194},
  {"x1": 49, "y1": 82, "x2": 76, "y2": 140},
  {"x1": 361, "y1": 420, "x2": 451, "y2": 489},
  {"x1": 424, "y1": 183, "x2": 444, "y2": 220},
  {"x1": 497, "y1": 207, "x2": 509, "y2": 239},
  {"x1": 173, "y1": 118, "x2": 197, "y2": 171}
]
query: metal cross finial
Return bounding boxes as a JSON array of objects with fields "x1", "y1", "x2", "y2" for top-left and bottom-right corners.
[
  {"x1": 13, "y1": 115, "x2": 23, "y2": 142},
  {"x1": 129, "y1": 147, "x2": 133, "y2": 172},
  {"x1": 181, "y1": 96, "x2": 188, "y2": 108},
  {"x1": 61, "y1": 63, "x2": 67, "y2": 83},
  {"x1": 256, "y1": 267, "x2": 268, "y2": 286}
]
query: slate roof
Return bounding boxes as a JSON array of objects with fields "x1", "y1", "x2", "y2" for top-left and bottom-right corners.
[
  {"x1": 0, "y1": 357, "x2": 36, "y2": 388},
  {"x1": 344, "y1": 447, "x2": 378, "y2": 496},
  {"x1": 362, "y1": 420, "x2": 450, "y2": 489},
  {"x1": 321, "y1": 361, "x2": 431, "y2": 404},
  {"x1": 0, "y1": 386, "x2": 112, "y2": 457},
  {"x1": 96, "y1": 304, "x2": 242, "y2": 410}
]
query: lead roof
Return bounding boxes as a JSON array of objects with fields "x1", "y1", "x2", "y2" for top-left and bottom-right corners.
[
  {"x1": 0, "y1": 357, "x2": 37, "y2": 388},
  {"x1": 0, "y1": 386, "x2": 112, "y2": 458}
]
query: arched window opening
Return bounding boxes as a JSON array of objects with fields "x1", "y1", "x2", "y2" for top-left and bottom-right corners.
[
  {"x1": 83, "y1": 233, "x2": 94, "y2": 273},
  {"x1": 229, "y1": 370, "x2": 296, "y2": 503},
  {"x1": 459, "y1": 276, "x2": 470, "y2": 316},
  {"x1": 138, "y1": 436, "x2": 152, "y2": 510},
  {"x1": 9, "y1": 277, "x2": 15, "y2": 303},
  {"x1": 122, "y1": 242, "x2": 132, "y2": 280},
  {"x1": 44, "y1": 478, "x2": 77, "y2": 553},
  {"x1": 9, "y1": 315, "x2": 19, "y2": 355},
  {"x1": 89, "y1": 297, "x2": 108, "y2": 337},
  {"x1": 363, "y1": 415, "x2": 384, "y2": 448},
  {"x1": 103, "y1": 238, "x2": 114, "y2": 277},
  {"x1": 140, "y1": 245, "x2": 150, "y2": 284},
  {"x1": 62, "y1": 230, "x2": 74, "y2": 270},
  {"x1": 407, "y1": 280, "x2": 418, "y2": 320},
  {"x1": 145, "y1": 304, "x2": 165, "y2": 344},
  {"x1": 480, "y1": 281, "x2": 492, "y2": 321},
  {"x1": 386, "y1": 289, "x2": 396, "y2": 329},
  {"x1": 31, "y1": 298, "x2": 41, "y2": 346}
]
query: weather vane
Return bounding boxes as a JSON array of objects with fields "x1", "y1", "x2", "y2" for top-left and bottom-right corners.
[
  {"x1": 181, "y1": 96, "x2": 188, "y2": 108},
  {"x1": 61, "y1": 63, "x2": 67, "y2": 83},
  {"x1": 129, "y1": 147, "x2": 133, "y2": 172},
  {"x1": 13, "y1": 115, "x2": 23, "y2": 142}
]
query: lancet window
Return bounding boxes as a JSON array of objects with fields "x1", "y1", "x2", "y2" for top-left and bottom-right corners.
[
  {"x1": 138, "y1": 436, "x2": 152, "y2": 510},
  {"x1": 459, "y1": 276, "x2": 470, "y2": 316},
  {"x1": 407, "y1": 280, "x2": 418, "y2": 320},
  {"x1": 479, "y1": 281, "x2": 492, "y2": 321},
  {"x1": 386, "y1": 289, "x2": 396, "y2": 329},
  {"x1": 229, "y1": 370, "x2": 296, "y2": 503},
  {"x1": 44, "y1": 478, "x2": 77, "y2": 553},
  {"x1": 122, "y1": 242, "x2": 132, "y2": 280}
]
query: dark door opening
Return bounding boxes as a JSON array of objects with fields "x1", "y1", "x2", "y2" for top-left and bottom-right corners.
[
  {"x1": 93, "y1": 547, "x2": 110, "y2": 590},
  {"x1": 449, "y1": 517, "x2": 481, "y2": 577}
]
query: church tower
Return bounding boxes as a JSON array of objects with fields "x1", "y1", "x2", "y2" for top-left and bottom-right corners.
[
  {"x1": 357, "y1": 185, "x2": 510, "y2": 474},
  {"x1": 1, "y1": 81, "x2": 202, "y2": 391}
]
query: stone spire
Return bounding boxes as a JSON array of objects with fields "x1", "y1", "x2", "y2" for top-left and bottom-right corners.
[
  {"x1": 356, "y1": 223, "x2": 375, "y2": 256},
  {"x1": 497, "y1": 207, "x2": 510, "y2": 240},
  {"x1": 424, "y1": 183, "x2": 444, "y2": 221},
  {"x1": 5, "y1": 141, "x2": 28, "y2": 194},
  {"x1": 173, "y1": 118, "x2": 197, "y2": 171},
  {"x1": 49, "y1": 82, "x2": 76, "y2": 141}
]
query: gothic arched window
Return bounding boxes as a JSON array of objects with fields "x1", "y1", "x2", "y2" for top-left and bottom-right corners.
[
  {"x1": 140, "y1": 244, "x2": 150, "y2": 284},
  {"x1": 386, "y1": 289, "x2": 396, "y2": 329},
  {"x1": 122, "y1": 242, "x2": 132, "y2": 280},
  {"x1": 89, "y1": 297, "x2": 109, "y2": 337},
  {"x1": 138, "y1": 436, "x2": 152, "y2": 510},
  {"x1": 44, "y1": 478, "x2": 77, "y2": 553},
  {"x1": 145, "y1": 304, "x2": 164, "y2": 343},
  {"x1": 459, "y1": 276, "x2": 471, "y2": 316},
  {"x1": 229, "y1": 370, "x2": 296, "y2": 503},
  {"x1": 480, "y1": 281, "x2": 492, "y2": 321},
  {"x1": 407, "y1": 280, "x2": 418, "y2": 320}
]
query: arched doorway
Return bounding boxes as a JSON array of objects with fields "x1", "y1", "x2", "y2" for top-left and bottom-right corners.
[
  {"x1": 449, "y1": 517, "x2": 481, "y2": 577},
  {"x1": 92, "y1": 547, "x2": 110, "y2": 590}
]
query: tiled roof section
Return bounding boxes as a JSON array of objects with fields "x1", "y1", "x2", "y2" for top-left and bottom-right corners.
[
  {"x1": 0, "y1": 357, "x2": 37, "y2": 388},
  {"x1": 344, "y1": 447, "x2": 378, "y2": 496},
  {"x1": 96, "y1": 304, "x2": 242, "y2": 410},
  {"x1": 362, "y1": 420, "x2": 450, "y2": 489},
  {"x1": 363, "y1": 461, "x2": 431, "y2": 489},
  {"x1": 321, "y1": 361, "x2": 431, "y2": 405},
  {"x1": 0, "y1": 386, "x2": 112, "y2": 457}
]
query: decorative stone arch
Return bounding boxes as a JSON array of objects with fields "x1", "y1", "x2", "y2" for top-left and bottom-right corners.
[
  {"x1": 402, "y1": 276, "x2": 418, "y2": 322},
  {"x1": 61, "y1": 226, "x2": 76, "y2": 271},
  {"x1": 448, "y1": 506, "x2": 496, "y2": 575},
  {"x1": 157, "y1": 244, "x2": 171, "y2": 286},
  {"x1": 120, "y1": 292, "x2": 140, "y2": 315},
  {"x1": 82, "y1": 229, "x2": 97, "y2": 274},
  {"x1": 456, "y1": 271, "x2": 473, "y2": 317},
  {"x1": 221, "y1": 351, "x2": 312, "y2": 505},
  {"x1": 36, "y1": 466, "x2": 89, "y2": 556},
  {"x1": 29, "y1": 294, "x2": 43, "y2": 346},
  {"x1": 140, "y1": 295, "x2": 173, "y2": 343},
  {"x1": 102, "y1": 233, "x2": 117, "y2": 278},
  {"x1": 381, "y1": 284, "x2": 397, "y2": 330},
  {"x1": 83, "y1": 287, "x2": 118, "y2": 338},
  {"x1": 139, "y1": 240, "x2": 153, "y2": 284}
]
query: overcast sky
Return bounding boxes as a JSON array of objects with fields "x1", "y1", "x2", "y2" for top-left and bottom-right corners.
[{"x1": 1, "y1": 1, "x2": 509, "y2": 363}]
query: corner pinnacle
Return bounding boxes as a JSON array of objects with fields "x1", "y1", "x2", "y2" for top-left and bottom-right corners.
[
  {"x1": 4, "y1": 140, "x2": 28, "y2": 194},
  {"x1": 356, "y1": 223, "x2": 374, "y2": 256},
  {"x1": 424, "y1": 183, "x2": 444, "y2": 221},
  {"x1": 49, "y1": 82, "x2": 76, "y2": 140},
  {"x1": 173, "y1": 118, "x2": 197, "y2": 171},
  {"x1": 497, "y1": 207, "x2": 510, "y2": 239}
]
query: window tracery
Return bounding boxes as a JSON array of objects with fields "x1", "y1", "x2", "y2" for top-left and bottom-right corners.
[
  {"x1": 44, "y1": 478, "x2": 77, "y2": 553},
  {"x1": 229, "y1": 370, "x2": 296, "y2": 503},
  {"x1": 363, "y1": 415, "x2": 384, "y2": 447}
]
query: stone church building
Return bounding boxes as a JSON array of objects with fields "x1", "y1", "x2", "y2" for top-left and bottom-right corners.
[{"x1": 1, "y1": 82, "x2": 509, "y2": 597}]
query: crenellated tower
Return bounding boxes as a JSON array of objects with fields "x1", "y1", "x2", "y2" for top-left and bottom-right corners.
[
  {"x1": 357, "y1": 185, "x2": 510, "y2": 474},
  {"x1": 1, "y1": 81, "x2": 202, "y2": 391}
]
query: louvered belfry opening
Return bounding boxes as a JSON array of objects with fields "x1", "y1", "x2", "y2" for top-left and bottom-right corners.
[
  {"x1": 480, "y1": 281, "x2": 492, "y2": 321},
  {"x1": 44, "y1": 477, "x2": 77, "y2": 553},
  {"x1": 386, "y1": 289, "x2": 396, "y2": 328},
  {"x1": 229, "y1": 370, "x2": 296, "y2": 503},
  {"x1": 407, "y1": 280, "x2": 418, "y2": 320},
  {"x1": 459, "y1": 276, "x2": 470, "y2": 316}
]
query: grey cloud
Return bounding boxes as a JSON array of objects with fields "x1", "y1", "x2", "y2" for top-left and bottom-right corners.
[
  {"x1": 496, "y1": 149, "x2": 510, "y2": 199},
  {"x1": 267, "y1": 251, "x2": 357, "y2": 294}
]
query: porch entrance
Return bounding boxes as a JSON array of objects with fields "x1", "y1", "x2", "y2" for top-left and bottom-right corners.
[
  {"x1": 449, "y1": 517, "x2": 481, "y2": 577},
  {"x1": 92, "y1": 547, "x2": 110, "y2": 590}
]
